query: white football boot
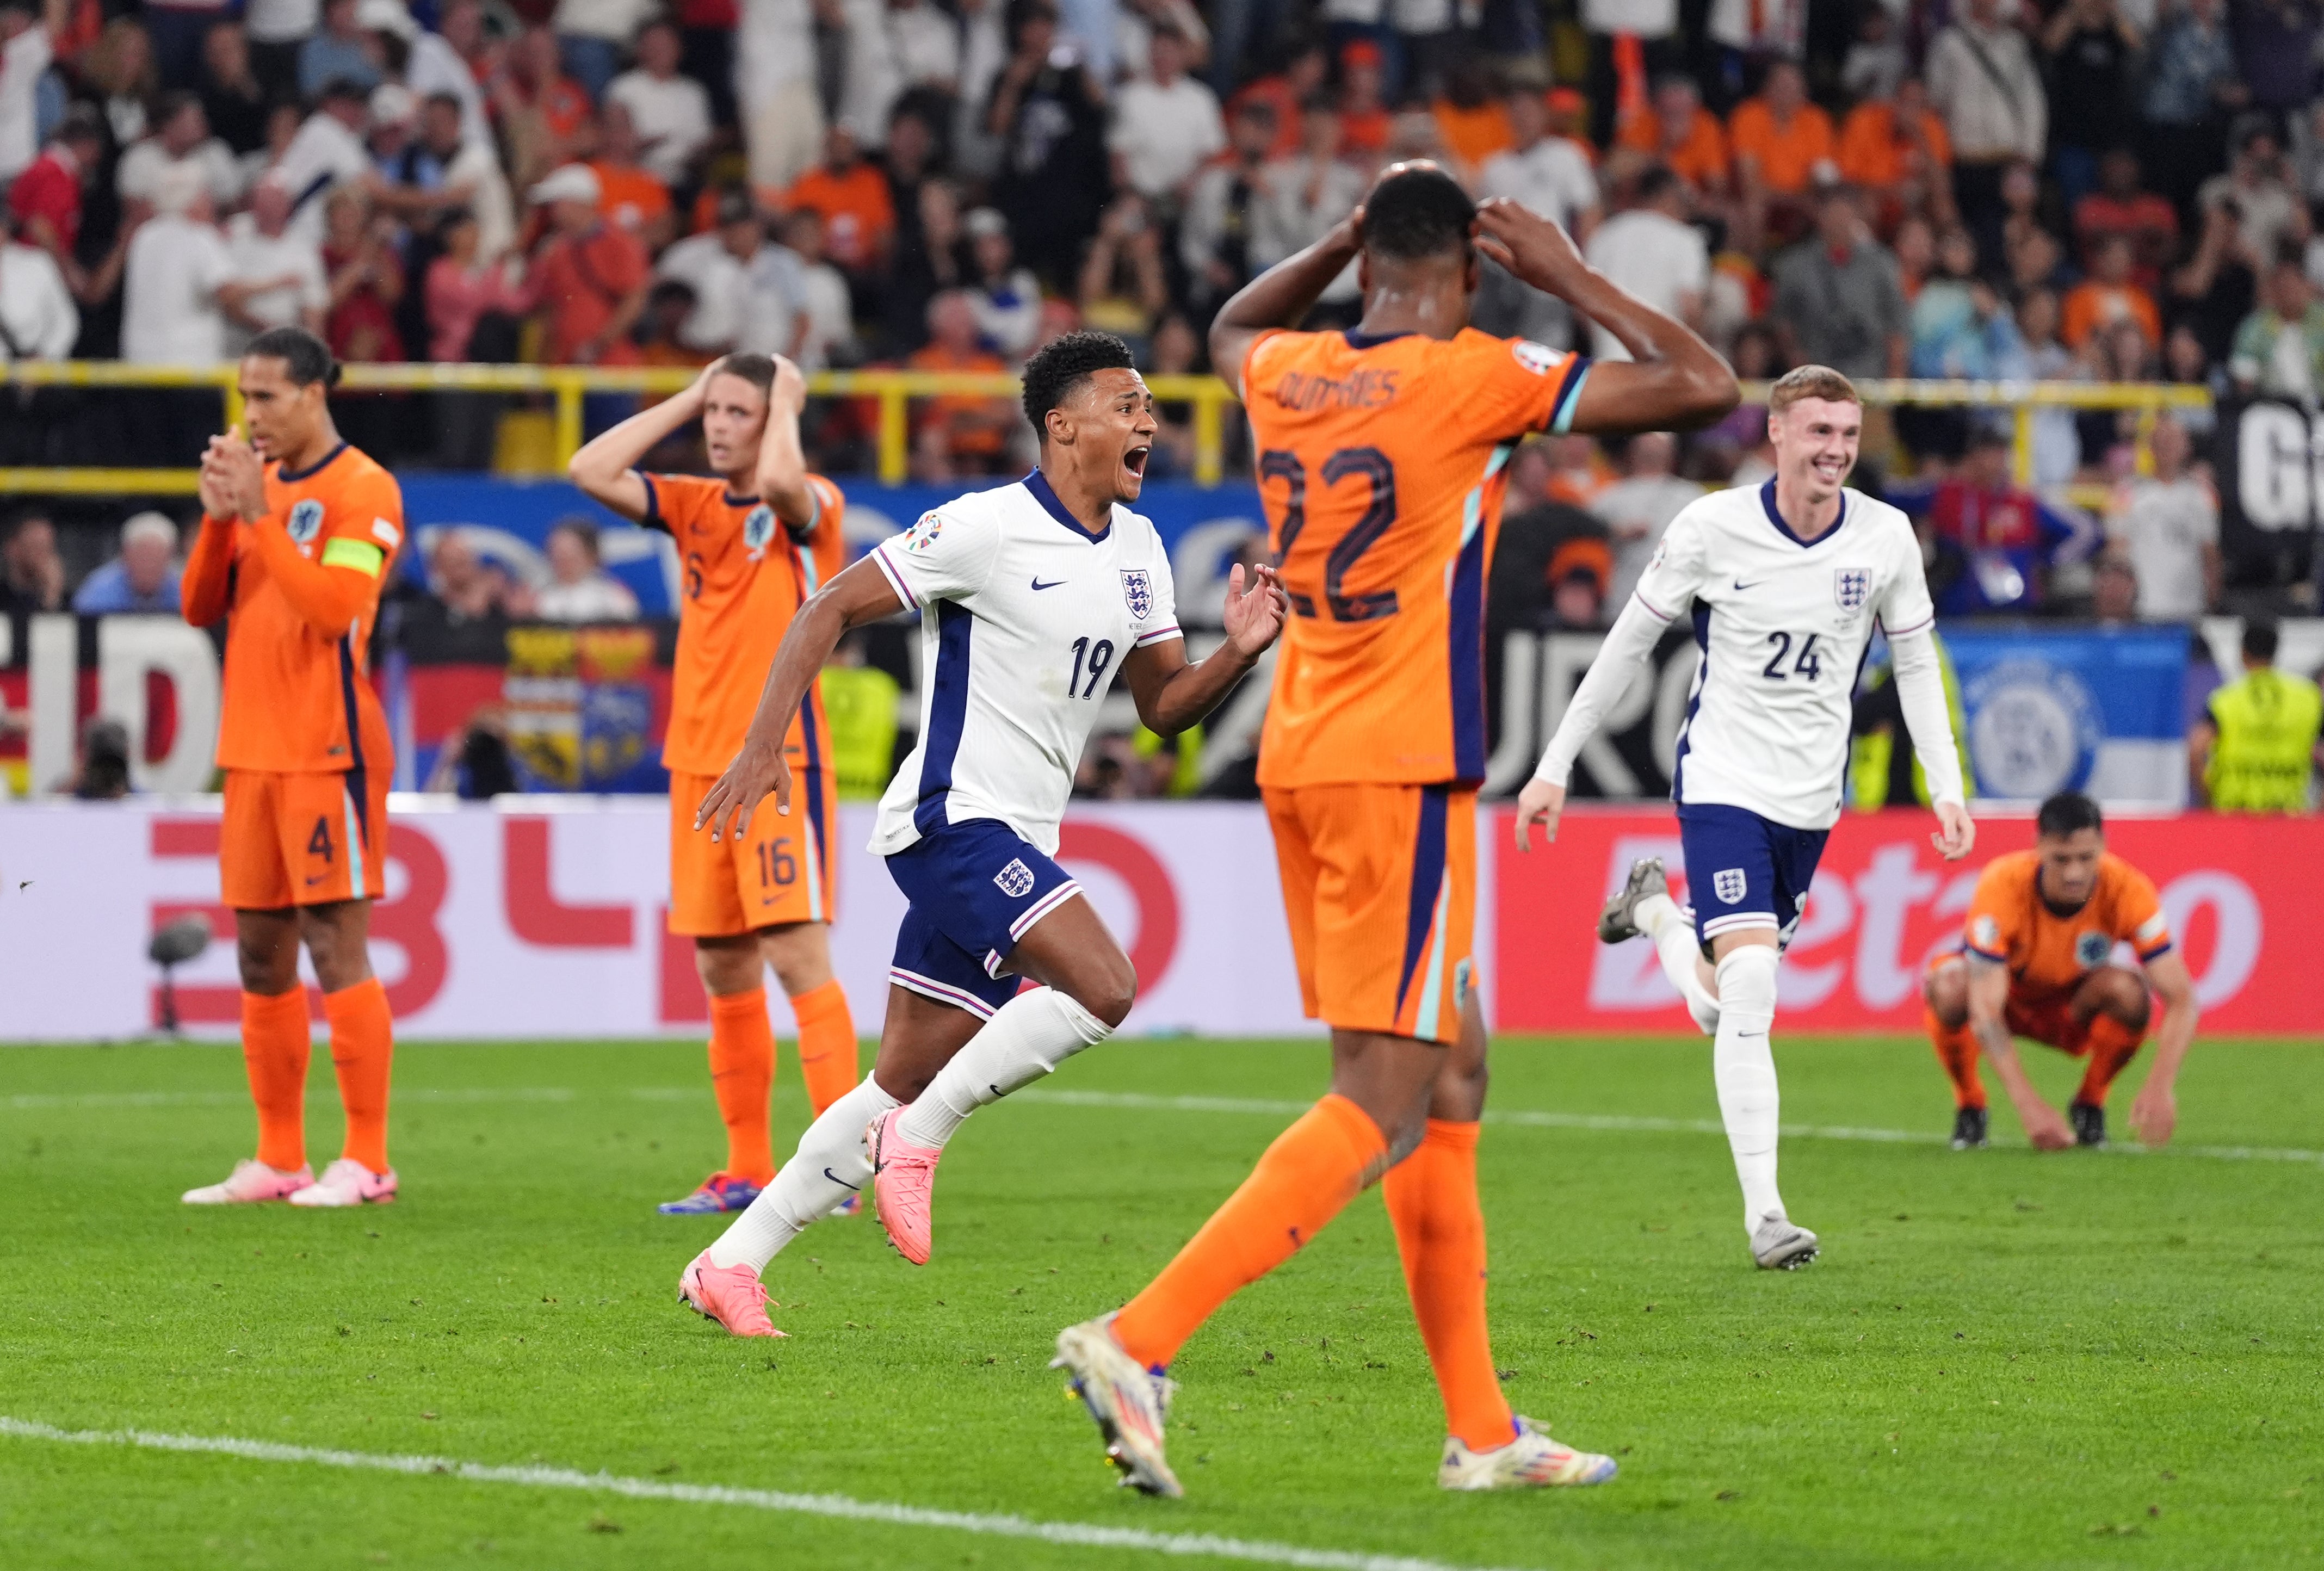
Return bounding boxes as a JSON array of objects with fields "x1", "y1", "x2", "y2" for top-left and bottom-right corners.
[
  {"x1": 1053, "y1": 1314, "x2": 1182, "y2": 1497},
  {"x1": 182, "y1": 1158, "x2": 313, "y2": 1205},
  {"x1": 287, "y1": 1158, "x2": 399, "y2": 1207},
  {"x1": 1439, "y1": 1417, "x2": 1620, "y2": 1490},
  {"x1": 1750, "y1": 1210, "x2": 1819, "y2": 1270}
]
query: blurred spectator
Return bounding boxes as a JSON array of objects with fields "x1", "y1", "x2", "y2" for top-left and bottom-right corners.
[
  {"x1": 1838, "y1": 2, "x2": 1905, "y2": 102},
  {"x1": 1429, "y1": 53, "x2": 1511, "y2": 174},
  {"x1": 244, "y1": 0, "x2": 316, "y2": 104},
  {"x1": 738, "y1": 0, "x2": 822, "y2": 192},
  {"x1": 1252, "y1": 98, "x2": 1363, "y2": 309},
  {"x1": 780, "y1": 208, "x2": 857, "y2": 369},
  {"x1": 424, "y1": 206, "x2": 527, "y2": 361},
  {"x1": 1592, "y1": 431, "x2": 1701, "y2": 609},
  {"x1": 2190, "y1": 619, "x2": 2324, "y2": 812},
  {"x1": 2089, "y1": 551, "x2": 2138, "y2": 624},
  {"x1": 951, "y1": 0, "x2": 1010, "y2": 177},
  {"x1": 885, "y1": 172, "x2": 963, "y2": 352},
  {"x1": 2201, "y1": 118, "x2": 2305, "y2": 272},
  {"x1": 407, "y1": 0, "x2": 492, "y2": 150},
  {"x1": 2011, "y1": 288, "x2": 2082, "y2": 484},
  {"x1": 492, "y1": 23, "x2": 592, "y2": 191},
  {"x1": 965, "y1": 206, "x2": 1043, "y2": 360},
  {"x1": 2110, "y1": 413, "x2": 2220, "y2": 622},
  {"x1": 73, "y1": 512, "x2": 182, "y2": 614},
  {"x1": 2039, "y1": 0, "x2": 2141, "y2": 218},
  {"x1": 119, "y1": 91, "x2": 242, "y2": 212},
  {"x1": 1615, "y1": 75, "x2": 1730, "y2": 209},
  {"x1": 0, "y1": 0, "x2": 63, "y2": 185},
  {"x1": 1542, "y1": 431, "x2": 1615, "y2": 508},
  {"x1": 299, "y1": 0, "x2": 382, "y2": 99},
  {"x1": 2073, "y1": 149, "x2": 2177, "y2": 287},
  {"x1": 2232, "y1": 0, "x2": 2320, "y2": 116},
  {"x1": 1836, "y1": 77, "x2": 1953, "y2": 230},
  {"x1": 2162, "y1": 321, "x2": 2224, "y2": 440},
  {"x1": 2169, "y1": 196, "x2": 2260, "y2": 367},
  {"x1": 1583, "y1": 165, "x2": 1707, "y2": 362},
  {"x1": 1334, "y1": 38, "x2": 1391, "y2": 163},
  {"x1": 633, "y1": 277, "x2": 706, "y2": 369},
  {"x1": 1108, "y1": 26, "x2": 1223, "y2": 207},
  {"x1": 1228, "y1": 38, "x2": 1322, "y2": 159},
  {"x1": 1179, "y1": 98, "x2": 1274, "y2": 313},
  {"x1": 553, "y1": 0, "x2": 653, "y2": 101},
  {"x1": 889, "y1": 0, "x2": 963, "y2": 93},
  {"x1": 419, "y1": 529, "x2": 507, "y2": 623},
  {"x1": 1927, "y1": 0, "x2": 2045, "y2": 255},
  {"x1": 988, "y1": 0, "x2": 1108, "y2": 289},
  {"x1": 1144, "y1": 311, "x2": 1198, "y2": 475},
  {"x1": 1771, "y1": 187, "x2": 1906, "y2": 382},
  {"x1": 0, "y1": 207, "x2": 77, "y2": 362},
  {"x1": 222, "y1": 177, "x2": 328, "y2": 351},
  {"x1": 69, "y1": 717, "x2": 132, "y2": 800},
  {"x1": 1728, "y1": 60, "x2": 1833, "y2": 250},
  {"x1": 423, "y1": 706, "x2": 519, "y2": 796},
  {"x1": 2061, "y1": 234, "x2": 2160, "y2": 352},
  {"x1": 0, "y1": 511, "x2": 64, "y2": 613},
  {"x1": 8, "y1": 105, "x2": 110, "y2": 297},
  {"x1": 122, "y1": 170, "x2": 245, "y2": 366},
  {"x1": 414, "y1": 89, "x2": 515, "y2": 262},
  {"x1": 533, "y1": 518, "x2": 640, "y2": 621},
  {"x1": 1910, "y1": 228, "x2": 2018, "y2": 381},
  {"x1": 908, "y1": 289, "x2": 1013, "y2": 474},
  {"x1": 319, "y1": 184, "x2": 405, "y2": 361},
  {"x1": 198, "y1": 22, "x2": 273, "y2": 157},
  {"x1": 784, "y1": 124, "x2": 896, "y2": 289},
  {"x1": 1925, "y1": 430, "x2": 2090, "y2": 615},
  {"x1": 2229, "y1": 251, "x2": 2324, "y2": 400},
  {"x1": 1581, "y1": 0, "x2": 1682, "y2": 145},
  {"x1": 528, "y1": 162, "x2": 650, "y2": 364},
  {"x1": 2141, "y1": 0, "x2": 2243, "y2": 213},
  {"x1": 274, "y1": 79, "x2": 374, "y2": 246},
  {"x1": 605, "y1": 16, "x2": 710, "y2": 186},
  {"x1": 1077, "y1": 190, "x2": 1170, "y2": 352},
  {"x1": 1479, "y1": 85, "x2": 1599, "y2": 241},
  {"x1": 589, "y1": 100, "x2": 676, "y2": 250},
  {"x1": 656, "y1": 186, "x2": 808, "y2": 356},
  {"x1": 1118, "y1": 0, "x2": 1208, "y2": 85},
  {"x1": 87, "y1": 17, "x2": 159, "y2": 144},
  {"x1": 1489, "y1": 441, "x2": 1605, "y2": 643}
]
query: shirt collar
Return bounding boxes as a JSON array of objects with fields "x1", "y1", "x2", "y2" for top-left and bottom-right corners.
[
  {"x1": 1758, "y1": 478, "x2": 1848, "y2": 547},
  {"x1": 1024, "y1": 468, "x2": 1110, "y2": 542}
]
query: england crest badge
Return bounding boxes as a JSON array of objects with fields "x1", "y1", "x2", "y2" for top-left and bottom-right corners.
[
  {"x1": 1121, "y1": 568, "x2": 1154, "y2": 620},
  {"x1": 1713, "y1": 868, "x2": 1748, "y2": 905},
  {"x1": 288, "y1": 499, "x2": 325, "y2": 545},
  {"x1": 744, "y1": 504, "x2": 775, "y2": 554},
  {"x1": 993, "y1": 858, "x2": 1036, "y2": 898},
  {"x1": 1834, "y1": 567, "x2": 1870, "y2": 614}
]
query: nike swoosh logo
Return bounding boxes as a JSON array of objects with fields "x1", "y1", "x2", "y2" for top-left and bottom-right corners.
[
  {"x1": 822, "y1": 1167, "x2": 861, "y2": 1192},
  {"x1": 1030, "y1": 577, "x2": 1065, "y2": 590},
  {"x1": 1733, "y1": 578, "x2": 1758, "y2": 591},
  {"x1": 305, "y1": 876, "x2": 327, "y2": 887}
]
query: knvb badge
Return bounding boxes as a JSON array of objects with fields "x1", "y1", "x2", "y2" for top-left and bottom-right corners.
[
  {"x1": 1121, "y1": 568, "x2": 1153, "y2": 620},
  {"x1": 288, "y1": 499, "x2": 325, "y2": 546},
  {"x1": 743, "y1": 504, "x2": 776, "y2": 554}
]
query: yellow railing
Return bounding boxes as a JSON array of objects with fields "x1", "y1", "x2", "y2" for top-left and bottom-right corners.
[{"x1": 0, "y1": 362, "x2": 2207, "y2": 496}]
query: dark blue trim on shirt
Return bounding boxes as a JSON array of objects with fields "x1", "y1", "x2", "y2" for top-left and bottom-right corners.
[
  {"x1": 1343, "y1": 327, "x2": 1414, "y2": 350},
  {"x1": 276, "y1": 442, "x2": 350, "y2": 484},
  {"x1": 633, "y1": 469, "x2": 663, "y2": 530},
  {"x1": 1758, "y1": 479, "x2": 1849, "y2": 548},
  {"x1": 1393, "y1": 784, "x2": 1450, "y2": 1018},
  {"x1": 1023, "y1": 469, "x2": 1110, "y2": 543},
  {"x1": 912, "y1": 602, "x2": 975, "y2": 835},
  {"x1": 1671, "y1": 601, "x2": 1713, "y2": 802},
  {"x1": 1447, "y1": 510, "x2": 1490, "y2": 782}
]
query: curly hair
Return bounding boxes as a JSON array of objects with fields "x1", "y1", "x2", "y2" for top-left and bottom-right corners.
[{"x1": 1020, "y1": 330, "x2": 1135, "y2": 439}]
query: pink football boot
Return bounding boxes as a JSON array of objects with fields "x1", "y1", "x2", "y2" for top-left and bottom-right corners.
[
  {"x1": 678, "y1": 1249, "x2": 786, "y2": 1338},
  {"x1": 867, "y1": 1106, "x2": 940, "y2": 1265},
  {"x1": 182, "y1": 1158, "x2": 314, "y2": 1205}
]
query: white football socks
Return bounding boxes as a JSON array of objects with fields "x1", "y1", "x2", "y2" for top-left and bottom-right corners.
[
  {"x1": 895, "y1": 986, "x2": 1111, "y2": 1149},
  {"x1": 1711, "y1": 944, "x2": 1784, "y2": 1235},
  {"x1": 1636, "y1": 892, "x2": 1721, "y2": 1034},
  {"x1": 707, "y1": 1072, "x2": 900, "y2": 1272}
]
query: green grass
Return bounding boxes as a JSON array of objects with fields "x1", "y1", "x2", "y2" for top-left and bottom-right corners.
[{"x1": 2, "y1": 1032, "x2": 2320, "y2": 1570}]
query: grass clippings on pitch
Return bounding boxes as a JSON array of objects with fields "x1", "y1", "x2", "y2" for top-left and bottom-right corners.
[{"x1": 1, "y1": 1033, "x2": 2319, "y2": 1570}]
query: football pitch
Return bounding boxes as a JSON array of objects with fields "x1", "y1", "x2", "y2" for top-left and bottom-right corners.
[{"x1": 3, "y1": 1033, "x2": 2319, "y2": 1570}]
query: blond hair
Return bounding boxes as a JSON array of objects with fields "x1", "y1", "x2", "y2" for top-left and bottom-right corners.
[{"x1": 1767, "y1": 365, "x2": 1860, "y2": 415}]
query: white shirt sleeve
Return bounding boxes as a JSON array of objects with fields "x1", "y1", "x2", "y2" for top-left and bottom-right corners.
[
  {"x1": 1887, "y1": 625, "x2": 1965, "y2": 807},
  {"x1": 1134, "y1": 533, "x2": 1182, "y2": 646},
  {"x1": 1874, "y1": 524, "x2": 1936, "y2": 638},
  {"x1": 1532, "y1": 505, "x2": 1708, "y2": 786},
  {"x1": 869, "y1": 504, "x2": 999, "y2": 608}
]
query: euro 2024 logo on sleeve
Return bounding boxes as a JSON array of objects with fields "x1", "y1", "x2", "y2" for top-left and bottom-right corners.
[
  {"x1": 1121, "y1": 568, "x2": 1154, "y2": 620},
  {"x1": 288, "y1": 499, "x2": 325, "y2": 546},
  {"x1": 1963, "y1": 657, "x2": 2102, "y2": 798},
  {"x1": 903, "y1": 511, "x2": 944, "y2": 552}
]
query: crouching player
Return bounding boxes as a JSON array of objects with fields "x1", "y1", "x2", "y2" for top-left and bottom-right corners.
[{"x1": 1924, "y1": 791, "x2": 2197, "y2": 1150}]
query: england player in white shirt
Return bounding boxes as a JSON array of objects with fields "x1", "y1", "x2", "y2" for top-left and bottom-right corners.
[
  {"x1": 676, "y1": 332, "x2": 1289, "y2": 1335},
  {"x1": 1515, "y1": 366, "x2": 1975, "y2": 1269}
]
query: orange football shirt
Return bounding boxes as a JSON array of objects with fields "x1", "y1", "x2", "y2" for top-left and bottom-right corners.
[
  {"x1": 1245, "y1": 327, "x2": 1590, "y2": 788},
  {"x1": 644, "y1": 471, "x2": 844, "y2": 776},
  {"x1": 1728, "y1": 98, "x2": 1835, "y2": 195},
  {"x1": 1960, "y1": 850, "x2": 2173, "y2": 1004},
  {"x1": 212, "y1": 442, "x2": 402, "y2": 776}
]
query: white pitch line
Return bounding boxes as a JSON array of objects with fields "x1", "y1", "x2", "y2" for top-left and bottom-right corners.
[
  {"x1": 0, "y1": 1417, "x2": 1536, "y2": 1571},
  {"x1": 1009, "y1": 1088, "x2": 2324, "y2": 1167},
  {"x1": 0, "y1": 1087, "x2": 576, "y2": 1112}
]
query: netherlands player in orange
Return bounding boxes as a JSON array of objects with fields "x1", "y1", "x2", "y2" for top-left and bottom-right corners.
[
  {"x1": 568, "y1": 352, "x2": 861, "y2": 1215},
  {"x1": 1054, "y1": 165, "x2": 1737, "y2": 1494},
  {"x1": 1923, "y1": 790, "x2": 2199, "y2": 1153},
  {"x1": 179, "y1": 326, "x2": 405, "y2": 1208}
]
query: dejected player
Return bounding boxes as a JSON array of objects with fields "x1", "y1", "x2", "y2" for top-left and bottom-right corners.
[
  {"x1": 1053, "y1": 165, "x2": 1738, "y2": 1496},
  {"x1": 1923, "y1": 791, "x2": 2198, "y2": 1151},
  {"x1": 568, "y1": 354, "x2": 862, "y2": 1215},
  {"x1": 677, "y1": 331, "x2": 1287, "y2": 1339},
  {"x1": 1520, "y1": 366, "x2": 1974, "y2": 1271},
  {"x1": 180, "y1": 326, "x2": 404, "y2": 1208}
]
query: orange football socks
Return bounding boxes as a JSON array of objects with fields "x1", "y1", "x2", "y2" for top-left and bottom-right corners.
[
  {"x1": 324, "y1": 977, "x2": 395, "y2": 1173},
  {"x1": 790, "y1": 979, "x2": 860, "y2": 1117},
  {"x1": 1113, "y1": 1093, "x2": 1387, "y2": 1370},
  {"x1": 242, "y1": 987, "x2": 312, "y2": 1173},
  {"x1": 1927, "y1": 1010, "x2": 1986, "y2": 1110},
  {"x1": 2076, "y1": 1014, "x2": 2146, "y2": 1106},
  {"x1": 1382, "y1": 1119, "x2": 1516, "y2": 1452},
  {"x1": 707, "y1": 988, "x2": 778, "y2": 1184}
]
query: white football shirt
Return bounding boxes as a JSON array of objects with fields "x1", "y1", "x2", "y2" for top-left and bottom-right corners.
[
  {"x1": 1634, "y1": 481, "x2": 1935, "y2": 830},
  {"x1": 868, "y1": 472, "x2": 1182, "y2": 856}
]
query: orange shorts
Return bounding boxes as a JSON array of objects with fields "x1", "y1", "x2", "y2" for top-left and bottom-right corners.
[
  {"x1": 668, "y1": 766, "x2": 838, "y2": 937},
  {"x1": 1927, "y1": 954, "x2": 2098, "y2": 1056},
  {"x1": 219, "y1": 768, "x2": 388, "y2": 910},
  {"x1": 1264, "y1": 782, "x2": 1476, "y2": 1043}
]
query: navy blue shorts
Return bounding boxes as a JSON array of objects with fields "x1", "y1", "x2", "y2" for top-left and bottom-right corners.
[
  {"x1": 885, "y1": 818, "x2": 1080, "y2": 1018},
  {"x1": 1677, "y1": 802, "x2": 1829, "y2": 954}
]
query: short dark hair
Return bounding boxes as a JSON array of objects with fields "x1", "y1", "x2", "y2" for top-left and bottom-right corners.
[
  {"x1": 245, "y1": 326, "x2": 341, "y2": 387},
  {"x1": 424, "y1": 89, "x2": 464, "y2": 115},
  {"x1": 548, "y1": 516, "x2": 602, "y2": 560},
  {"x1": 2243, "y1": 617, "x2": 2281, "y2": 663},
  {"x1": 1634, "y1": 162, "x2": 1680, "y2": 205},
  {"x1": 2035, "y1": 790, "x2": 2104, "y2": 840},
  {"x1": 712, "y1": 352, "x2": 776, "y2": 395},
  {"x1": 317, "y1": 76, "x2": 368, "y2": 107},
  {"x1": 1359, "y1": 164, "x2": 1475, "y2": 263},
  {"x1": 1021, "y1": 330, "x2": 1135, "y2": 438}
]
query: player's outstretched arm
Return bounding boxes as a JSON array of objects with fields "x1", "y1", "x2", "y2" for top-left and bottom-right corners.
[
  {"x1": 1515, "y1": 592, "x2": 1670, "y2": 851},
  {"x1": 1887, "y1": 626, "x2": 1975, "y2": 860},
  {"x1": 2130, "y1": 950, "x2": 2200, "y2": 1147},
  {"x1": 696, "y1": 555, "x2": 905, "y2": 842},
  {"x1": 1121, "y1": 564, "x2": 1289, "y2": 735},
  {"x1": 1207, "y1": 208, "x2": 1362, "y2": 397},
  {"x1": 1967, "y1": 958, "x2": 2075, "y2": 1151},
  {"x1": 1473, "y1": 199, "x2": 1737, "y2": 434},
  {"x1": 566, "y1": 360, "x2": 722, "y2": 522},
  {"x1": 752, "y1": 356, "x2": 818, "y2": 532}
]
